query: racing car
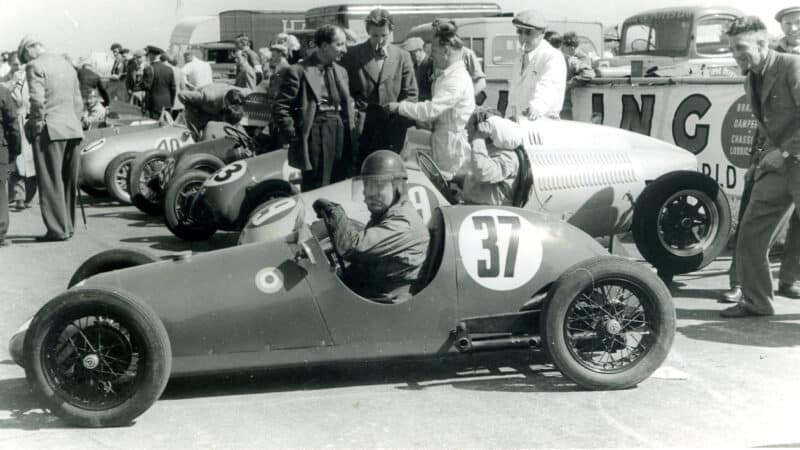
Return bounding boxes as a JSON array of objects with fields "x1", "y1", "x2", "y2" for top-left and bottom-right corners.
[
  {"x1": 9, "y1": 203, "x2": 675, "y2": 427},
  {"x1": 235, "y1": 119, "x2": 730, "y2": 280},
  {"x1": 80, "y1": 112, "x2": 194, "y2": 204}
]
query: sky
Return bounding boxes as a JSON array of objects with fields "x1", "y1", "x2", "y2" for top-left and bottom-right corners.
[{"x1": 0, "y1": 0, "x2": 790, "y2": 57}]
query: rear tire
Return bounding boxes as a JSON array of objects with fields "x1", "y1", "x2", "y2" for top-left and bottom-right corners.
[
  {"x1": 68, "y1": 248, "x2": 159, "y2": 288},
  {"x1": 130, "y1": 149, "x2": 170, "y2": 216},
  {"x1": 164, "y1": 170, "x2": 218, "y2": 241},
  {"x1": 24, "y1": 288, "x2": 171, "y2": 427},
  {"x1": 541, "y1": 256, "x2": 675, "y2": 390},
  {"x1": 104, "y1": 152, "x2": 138, "y2": 204}
]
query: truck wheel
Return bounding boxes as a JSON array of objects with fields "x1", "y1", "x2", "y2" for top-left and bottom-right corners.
[
  {"x1": 68, "y1": 248, "x2": 159, "y2": 288},
  {"x1": 164, "y1": 170, "x2": 218, "y2": 241},
  {"x1": 24, "y1": 288, "x2": 171, "y2": 427},
  {"x1": 130, "y1": 149, "x2": 169, "y2": 216},
  {"x1": 104, "y1": 152, "x2": 138, "y2": 204},
  {"x1": 632, "y1": 171, "x2": 731, "y2": 276},
  {"x1": 541, "y1": 256, "x2": 675, "y2": 390}
]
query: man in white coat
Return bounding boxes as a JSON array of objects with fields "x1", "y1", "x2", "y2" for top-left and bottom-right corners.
[{"x1": 506, "y1": 9, "x2": 567, "y2": 121}]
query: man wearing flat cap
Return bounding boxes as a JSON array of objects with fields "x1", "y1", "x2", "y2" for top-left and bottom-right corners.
[
  {"x1": 142, "y1": 45, "x2": 175, "y2": 119},
  {"x1": 18, "y1": 36, "x2": 84, "y2": 241},
  {"x1": 126, "y1": 49, "x2": 147, "y2": 108},
  {"x1": 506, "y1": 9, "x2": 566, "y2": 121},
  {"x1": 775, "y1": 7, "x2": 800, "y2": 54}
]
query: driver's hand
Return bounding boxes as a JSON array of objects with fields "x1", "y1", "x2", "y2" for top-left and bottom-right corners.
[{"x1": 313, "y1": 198, "x2": 338, "y2": 218}]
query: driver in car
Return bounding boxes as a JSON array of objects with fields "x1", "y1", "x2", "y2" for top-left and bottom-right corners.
[
  {"x1": 458, "y1": 107, "x2": 521, "y2": 206},
  {"x1": 312, "y1": 150, "x2": 430, "y2": 303}
]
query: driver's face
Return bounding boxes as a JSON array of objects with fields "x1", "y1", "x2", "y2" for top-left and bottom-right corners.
[{"x1": 363, "y1": 178, "x2": 394, "y2": 215}]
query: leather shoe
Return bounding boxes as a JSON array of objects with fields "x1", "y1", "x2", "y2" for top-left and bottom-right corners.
[
  {"x1": 720, "y1": 304, "x2": 769, "y2": 318},
  {"x1": 35, "y1": 234, "x2": 69, "y2": 242},
  {"x1": 719, "y1": 286, "x2": 742, "y2": 303},
  {"x1": 777, "y1": 282, "x2": 800, "y2": 299}
]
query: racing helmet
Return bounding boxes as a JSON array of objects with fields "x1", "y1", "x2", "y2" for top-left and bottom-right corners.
[{"x1": 359, "y1": 150, "x2": 407, "y2": 181}]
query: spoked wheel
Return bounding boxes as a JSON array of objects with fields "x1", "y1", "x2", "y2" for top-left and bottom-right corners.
[
  {"x1": 541, "y1": 256, "x2": 675, "y2": 390},
  {"x1": 130, "y1": 150, "x2": 170, "y2": 216},
  {"x1": 164, "y1": 170, "x2": 218, "y2": 241},
  {"x1": 104, "y1": 152, "x2": 138, "y2": 204},
  {"x1": 632, "y1": 171, "x2": 731, "y2": 276},
  {"x1": 24, "y1": 289, "x2": 171, "y2": 427}
]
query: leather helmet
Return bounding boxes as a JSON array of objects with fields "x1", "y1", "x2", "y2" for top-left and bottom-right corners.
[{"x1": 359, "y1": 150, "x2": 407, "y2": 180}]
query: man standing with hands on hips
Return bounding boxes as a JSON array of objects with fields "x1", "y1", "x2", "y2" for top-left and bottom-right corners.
[
  {"x1": 18, "y1": 36, "x2": 84, "y2": 242},
  {"x1": 722, "y1": 16, "x2": 800, "y2": 317},
  {"x1": 506, "y1": 9, "x2": 566, "y2": 121}
]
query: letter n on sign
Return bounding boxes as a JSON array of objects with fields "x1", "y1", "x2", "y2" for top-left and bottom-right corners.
[{"x1": 620, "y1": 94, "x2": 655, "y2": 135}]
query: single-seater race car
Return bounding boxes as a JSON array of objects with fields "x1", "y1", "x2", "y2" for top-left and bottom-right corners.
[
  {"x1": 9, "y1": 204, "x2": 675, "y2": 427},
  {"x1": 80, "y1": 111, "x2": 195, "y2": 204},
  {"x1": 237, "y1": 119, "x2": 731, "y2": 280}
]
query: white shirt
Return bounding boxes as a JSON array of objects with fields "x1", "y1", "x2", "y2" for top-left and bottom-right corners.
[
  {"x1": 181, "y1": 58, "x2": 213, "y2": 90},
  {"x1": 0, "y1": 62, "x2": 9, "y2": 79},
  {"x1": 506, "y1": 40, "x2": 566, "y2": 120},
  {"x1": 398, "y1": 60, "x2": 475, "y2": 175}
]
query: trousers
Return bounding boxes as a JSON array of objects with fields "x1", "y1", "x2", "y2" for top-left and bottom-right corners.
[
  {"x1": 735, "y1": 159, "x2": 800, "y2": 314},
  {"x1": 0, "y1": 177, "x2": 7, "y2": 239},
  {"x1": 32, "y1": 130, "x2": 81, "y2": 239},
  {"x1": 301, "y1": 111, "x2": 345, "y2": 192}
]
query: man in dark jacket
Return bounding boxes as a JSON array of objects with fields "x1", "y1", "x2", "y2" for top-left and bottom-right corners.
[
  {"x1": 76, "y1": 59, "x2": 110, "y2": 106},
  {"x1": 142, "y1": 45, "x2": 175, "y2": 119},
  {"x1": 0, "y1": 84, "x2": 20, "y2": 246},
  {"x1": 340, "y1": 8, "x2": 417, "y2": 166},
  {"x1": 273, "y1": 25, "x2": 354, "y2": 191},
  {"x1": 313, "y1": 150, "x2": 430, "y2": 302}
]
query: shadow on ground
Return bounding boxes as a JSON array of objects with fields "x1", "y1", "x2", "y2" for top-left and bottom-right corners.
[
  {"x1": 120, "y1": 232, "x2": 239, "y2": 252},
  {"x1": 677, "y1": 309, "x2": 800, "y2": 347}
]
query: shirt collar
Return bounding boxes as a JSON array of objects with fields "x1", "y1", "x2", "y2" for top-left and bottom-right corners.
[{"x1": 440, "y1": 60, "x2": 466, "y2": 78}]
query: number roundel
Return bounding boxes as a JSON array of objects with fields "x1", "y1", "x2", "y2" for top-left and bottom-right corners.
[
  {"x1": 457, "y1": 209, "x2": 543, "y2": 291},
  {"x1": 204, "y1": 161, "x2": 248, "y2": 187}
]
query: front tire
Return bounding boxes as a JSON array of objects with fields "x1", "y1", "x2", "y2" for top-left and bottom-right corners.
[
  {"x1": 23, "y1": 288, "x2": 171, "y2": 427},
  {"x1": 68, "y1": 248, "x2": 159, "y2": 288},
  {"x1": 632, "y1": 171, "x2": 731, "y2": 276},
  {"x1": 541, "y1": 256, "x2": 675, "y2": 390},
  {"x1": 130, "y1": 149, "x2": 170, "y2": 216},
  {"x1": 164, "y1": 170, "x2": 218, "y2": 241},
  {"x1": 104, "y1": 152, "x2": 138, "y2": 204}
]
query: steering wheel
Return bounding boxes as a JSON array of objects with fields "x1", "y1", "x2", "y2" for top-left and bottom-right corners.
[
  {"x1": 224, "y1": 125, "x2": 256, "y2": 151},
  {"x1": 416, "y1": 151, "x2": 458, "y2": 204},
  {"x1": 159, "y1": 109, "x2": 175, "y2": 127},
  {"x1": 317, "y1": 210, "x2": 348, "y2": 270}
]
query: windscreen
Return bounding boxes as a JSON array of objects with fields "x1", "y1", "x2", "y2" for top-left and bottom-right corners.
[{"x1": 620, "y1": 13, "x2": 693, "y2": 57}]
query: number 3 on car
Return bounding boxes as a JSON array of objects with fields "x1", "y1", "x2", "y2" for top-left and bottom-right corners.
[{"x1": 458, "y1": 209, "x2": 543, "y2": 291}]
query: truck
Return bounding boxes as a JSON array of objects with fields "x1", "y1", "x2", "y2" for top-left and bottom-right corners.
[{"x1": 595, "y1": 6, "x2": 743, "y2": 78}]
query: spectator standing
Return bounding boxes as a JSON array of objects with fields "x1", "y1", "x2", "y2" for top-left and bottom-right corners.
[
  {"x1": 387, "y1": 19, "x2": 475, "y2": 177},
  {"x1": 273, "y1": 25, "x2": 354, "y2": 191},
  {"x1": 109, "y1": 43, "x2": 125, "y2": 80},
  {"x1": 142, "y1": 45, "x2": 175, "y2": 119},
  {"x1": 181, "y1": 51, "x2": 213, "y2": 90},
  {"x1": 3, "y1": 52, "x2": 36, "y2": 210},
  {"x1": 721, "y1": 17, "x2": 800, "y2": 317},
  {"x1": 19, "y1": 36, "x2": 84, "y2": 242},
  {"x1": 340, "y1": 8, "x2": 417, "y2": 169},
  {"x1": 234, "y1": 50, "x2": 257, "y2": 90},
  {"x1": 235, "y1": 34, "x2": 261, "y2": 76},
  {"x1": 560, "y1": 32, "x2": 596, "y2": 120},
  {"x1": 0, "y1": 52, "x2": 10, "y2": 79},
  {"x1": 161, "y1": 53, "x2": 185, "y2": 118},
  {"x1": 126, "y1": 49, "x2": 147, "y2": 108},
  {"x1": 417, "y1": 44, "x2": 486, "y2": 103},
  {"x1": 775, "y1": 7, "x2": 800, "y2": 53},
  {"x1": 76, "y1": 58, "x2": 110, "y2": 106},
  {"x1": 109, "y1": 44, "x2": 128, "y2": 102},
  {"x1": 400, "y1": 37, "x2": 426, "y2": 78},
  {"x1": 0, "y1": 82, "x2": 20, "y2": 246},
  {"x1": 506, "y1": 9, "x2": 567, "y2": 120}
]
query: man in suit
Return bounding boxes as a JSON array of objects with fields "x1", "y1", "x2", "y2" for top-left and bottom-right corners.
[
  {"x1": 142, "y1": 46, "x2": 175, "y2": 119},
  {"x1": 722, "y1": 16, "x2": 800, "y2": 317},
  {"x1": 273, "y1": 25, "x2": 353, "y2": 191},
  {"x1": 18, "y1": 36, "x2": 84, "y2": 241},
  {"x1": 340, "y1": 8, "x2": 417, "y2": 169},
  {"x1": 76, "y1": 58, "x2": 110, "y2": 106},
  {"x1": 0, "y1": 83, "x2": 20, "y2": 246},
  {"x1": 126, "y1": 49, "x2": 146, "y2": 108}
]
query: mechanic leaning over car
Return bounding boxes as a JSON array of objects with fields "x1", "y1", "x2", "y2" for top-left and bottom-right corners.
[
  {"x1": 178, "y1": 84, "x2": 247, "y2": 140},
  {"x1": 386, "y1": 19, "x2": 475, "y2": 179},
  {"x1": 721, "y1": 16, "x2": 800, "y2": 318},
  {"x1": 312, "y1": 150, "x2": 430, "y2": 303},
  {"x1": 506, "y1": 9, "x2": 567, "y2": 122},
  {"x1": 458, "y1": 107, "x2": 520, "y2": 206}
]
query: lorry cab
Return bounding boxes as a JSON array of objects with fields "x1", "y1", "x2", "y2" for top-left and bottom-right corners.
[
  {"x1": 597, "y1": 6, "x2": 743, "y2": 78},
  {"x1": 404, "y1": 17, "x2": 603, "y2": 114}
]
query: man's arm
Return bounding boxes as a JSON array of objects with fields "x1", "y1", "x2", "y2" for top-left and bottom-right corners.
[
  {"x1": 272, "y1": 66, "x2": 300, "y2": 139},
  {"x1": 398, "y1": 50, "x2": 418, "y2": 102},
  {"x1": 142, "y1": 65, "x2": 154, "y2": 90},
  {"x1": 527, "y1": 50, "x2": 567, "y2": 118},
  {"x1": 0, "y1": 91, "x2": 20, "y2": 160},
  {"x1": 25, "y1": 62, "x2": 45, "y2": 134},
  {"x1": 568, "y1": 56, "x2": 596, "y2": 85},
  {"x1": 464, "y1": 49, "x2": 487, "y2": 95},
  {"x1": 167, "y1": 68, "x2": 176, "y2": 104},
  {"x1": 469, "y1": 138, "x2": 519, "y2": 183},
  {"x1": 97, "y1": 77, "x2": 111, "y2": 106},
  {"x1": 396, "y1": 75, "x2": 462, "y2": 122},
  {"x1": 326, "y1": 203, "x2": 410, "y2": 260}
]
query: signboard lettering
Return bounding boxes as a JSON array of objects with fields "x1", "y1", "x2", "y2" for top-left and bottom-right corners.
[
  {"x1": 672, "y1": 94, "x2": 711, "y2": 154},
  {"x1": 620, "y1": 94, "x2": 655, "y2": 135}
]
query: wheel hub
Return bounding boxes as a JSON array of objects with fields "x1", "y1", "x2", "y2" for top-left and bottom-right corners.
[
  {"x1": 82, "y1": 354, "x2": 100, "y2": 370},
  {"x1": 604, "y1": 319, "x2": 622, "y2": 335}
]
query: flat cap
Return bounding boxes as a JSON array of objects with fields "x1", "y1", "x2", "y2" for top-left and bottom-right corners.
[
  {"x1": 269, "y1": 42, "x2": 288, "y2": 54},
  {"x1": 401, "y1": 37, "x2": 424, "y2": 52},
  {"x1": 133, "y1": 48, "x2": 145, "y2": 57},
  {"x1": 17, "y1": 35, "x2": 41, "y2": 59},
  {"x1": 776, "y1": 7, "x2": 800, "y2": 21},
  {"x1": 145, "y1": 45, "x2": 164, "y2": 55},
  {"x1": 512, "y1": 9, "x2": 547, "y2": 30}
]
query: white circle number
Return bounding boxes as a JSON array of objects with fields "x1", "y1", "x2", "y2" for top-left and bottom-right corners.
[
  {"x1": 458, "y1": 210, "x2": 542, "y2": 291},
  {"x1": 255, "y1": 267, "x2": 284, "y2": 294},
  {"x1": 205, "y1": 161, "x2": 248, "y2": 187}
]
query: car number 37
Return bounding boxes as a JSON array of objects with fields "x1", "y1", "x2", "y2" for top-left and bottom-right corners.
[{"x1": 458, "y1": 210, "x2": 543, "y2": 291}]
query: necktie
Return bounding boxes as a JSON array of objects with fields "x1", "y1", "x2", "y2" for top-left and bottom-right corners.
[
  {"x1": 520, "y1": 52, "x2": 529, "y2": 76},
  {"x1": 325, "y1": 65, "x2": 340, "y2": 107}
]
